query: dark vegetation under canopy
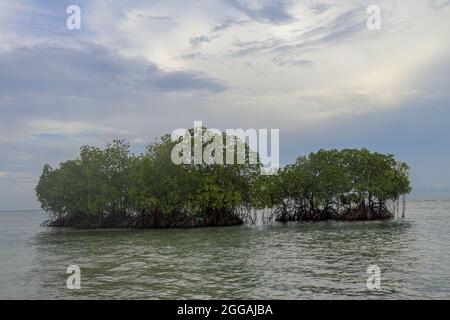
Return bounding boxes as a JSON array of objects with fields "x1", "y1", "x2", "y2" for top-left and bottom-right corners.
[{"x1": 36, "y1": 129, "x2": 411, "y2": 229}]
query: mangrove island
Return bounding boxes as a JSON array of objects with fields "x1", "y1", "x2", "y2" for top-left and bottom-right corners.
[{"x1": 36, "y1": 129, "x2": 412, "y2": 228}]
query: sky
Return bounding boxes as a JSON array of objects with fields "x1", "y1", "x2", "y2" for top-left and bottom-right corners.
[{"x1": 0, "y1": 0, "x2": 449, "y2": 210}]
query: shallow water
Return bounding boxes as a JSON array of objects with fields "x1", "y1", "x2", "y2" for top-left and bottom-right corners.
[{"x1": 0, "y1": 199, "x2": 449, "y2": 299}]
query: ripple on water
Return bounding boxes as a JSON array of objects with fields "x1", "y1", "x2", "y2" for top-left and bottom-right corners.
[{"x1": 0, "y1": 202, "x2": 449, "y2": 299}]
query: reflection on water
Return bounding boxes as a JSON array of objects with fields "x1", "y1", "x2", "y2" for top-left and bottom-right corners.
[{"x1": 0, "y1": 200, "x2": 449, "y2": 299}]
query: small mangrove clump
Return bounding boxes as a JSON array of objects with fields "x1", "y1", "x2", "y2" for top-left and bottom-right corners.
[
  {"x1": 35, "y1": 129, "x2": 411, "y2": 229},
  {"x1": 264, "y1": 149, "x2": 412, "y2": 222}
]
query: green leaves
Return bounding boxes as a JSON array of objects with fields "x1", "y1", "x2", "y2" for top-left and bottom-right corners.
[
  {"x1": 268, "y1": 149, "x2": 412, "y2": 220},
  {"x1": 36, "y1": 140, "x2": 133, "y2": 219},
  {"x1": 36, "y1": 132, "x2": 261, "y2": 222},
  {"x1": 35, "y1": 135, "x2": 412, "y2": 225},
  {"x1": 131, "y1": 132, "x2": 261, "y2": 216}
]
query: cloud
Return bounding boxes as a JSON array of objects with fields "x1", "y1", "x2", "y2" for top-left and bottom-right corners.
[
  {"x1": 176, "y1": 52, "x2": 207, "y2": 60},
  {"x1": 29, "y1": 119, "x2": 130, "y2": 137},
  {"x1": 428, "y1": 0, "x2": 450, "y2": 9},
  {"x1": 0, "y1": 42, "x2": 227, "y2": 96},
  {"x1": 308, "y1": 2, "x2": 331, "y2": 14},
  {"x1": 126, "y1": 12, "x2": 179, "y2": 31},
  {"x1": 231, "y1": 38, "x2": 286, "y2": 57},
  {"x1": 134, "y1": 14, "x2": 174, "y2": 22},
  {"x1": 296, "y1": 7, "x2": 368, "y2": 43},
  {"x1": 190, "y1": 35, "x2": 211, "y2": 47},
  {"x1": 0, "y1": 41, "x2": 229, "y2": 149},
  {"x1": 230, "y1": 6, "x2": 374, "y2": 57},
  {"x1": 211, "y1": 18, "x2": 249, "y2": 32},
  {"x1": 273, "y1": 58, "x2": 314, "y2": 67},
  {"x1": 227, "y1": 0, "x2": 295, "y2": 24}
]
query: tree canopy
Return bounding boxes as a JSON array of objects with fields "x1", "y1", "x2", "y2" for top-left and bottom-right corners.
[
  {"x1": 266, "y1": 149, "x2": 411, "y2": 221},
  {"x1": 36, "y1": 132, "x2": 411, "y2": 228},
  {"x1": 36, "y1": 130, "x2": 262, "y2": 228}
]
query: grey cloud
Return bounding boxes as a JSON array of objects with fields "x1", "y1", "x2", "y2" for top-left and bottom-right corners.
[
  {"x1": 212, "y1": 20, "x2": 237, "y2": 32},
  {"x1": 186, "y1": 19, "x2": 248, "y2": 53},
  {"x1": 227, "y1": 0, "x2": 295, "y2": 24},
  {"x1": 176, "y1": 52, "x2": 207, "y2": 60},
  {"x1": 274, "y1": 59, "x2": 314, "y2": 67},
  {"x1": 300, "y1": 7, "x2": 367, "y2": 42},
  {"x1": 231, "y1": 38, "x2": 285, "y2": 56},
  {"x1": 148, "y1": 65, "x2": 224, "y2": 92},
  {"x1": 211, "y1": 19, "x2": 250, "y2": 32},
  {"x1": 133, "y1": 14, "x2": 179, "y2": 30},
  {"x1": 308, "y1": 2, "x2": 331, "y2": 14},
  {"x1": 135, "y1": 14, "x2": 173, "y2": 21},
  {"x1": 230, "y1": 6, "x2": 372, "y2": 57},
  {"x1": 190, "y1": 35, "x2": 211, "y2": 47},
  {"x1": 428, "y1": 0, "x2": 449, "y2": 9},
  {"x1": 0, "y1": 43, "x2": 227, "y2": 97},
  {"x1": 277, "y1": 6, "x2": 372, "y2": 52}
]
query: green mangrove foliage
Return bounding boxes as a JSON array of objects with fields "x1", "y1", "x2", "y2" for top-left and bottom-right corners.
[
  {"x1": 36, "y1": 132, "x2": 411, "y2": 228},
  {"x1": 36, "y1": 130, "x2": 261, "y2": 228},
  {"x1": 266, "y1": 149, "x2": 412, "y2": 221}
]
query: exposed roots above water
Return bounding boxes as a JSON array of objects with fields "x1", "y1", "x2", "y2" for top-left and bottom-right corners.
[{"x1": 42, "y1": 210, "x2": 243, "y2": 229}]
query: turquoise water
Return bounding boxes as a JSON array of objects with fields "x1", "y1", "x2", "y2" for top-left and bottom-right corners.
[{"x1": 0, "y1": 199, "x2": 449, "y2": 299}]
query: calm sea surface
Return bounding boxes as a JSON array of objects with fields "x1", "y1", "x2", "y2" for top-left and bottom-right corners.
[{"x1": 0, "y1": 199, "x2": 449, "y2": 299}]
